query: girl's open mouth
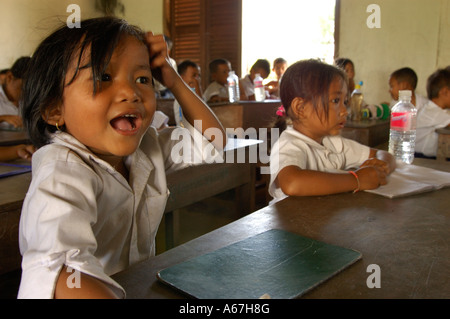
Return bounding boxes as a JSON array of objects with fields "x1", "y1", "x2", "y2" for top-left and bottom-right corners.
[{"x1": 110, "y1": 113, "x2": 142, "y2": 135}]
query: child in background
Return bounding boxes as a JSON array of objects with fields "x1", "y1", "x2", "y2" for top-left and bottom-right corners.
[
  {"x1": 412, "y1": 68, "x2": 450, "y2": 157},
  {"x1": 388, "y1": 67, "x2": 427, "y2": 107},
  {"x1": 335, "y1": 58, "x2": 355, "y2": 94},
  {"x1": 174, "y1": 60, "x2": 203, "y2": 126},
  {"x1": 265, "y1": 57, "x2": 287, "y2": 98},
  {"x1": 269, "y1": 59, "x2": 395, "y2": 202},
  {"x1": 427, "y1": 68, "x2": 450, "y2": 112},
  {"x1": 0, "y1": 57, "x2": 31, "y2": 129},
  {"x1": 389, "y1": 67, "x2": 450, "y2": 157},
  {"x1": 18, "y1": 17, "x2": 226, "y2": 299},
  {"x1": 241, "y1": 59, "x2": 271, "y2": 100},
  {"x1": 203, "y1": 58, "x2": 232, "y2": 103}
]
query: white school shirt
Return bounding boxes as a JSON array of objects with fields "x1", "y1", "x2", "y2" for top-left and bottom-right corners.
[
  {"x1": 0, "y1": 85, "x2": 20, "y2": 129},
  {"x1": 240, "y1": 74, "x2": 254, "y2": 98},
  {"x1": 415, "y1": 98, "x2": 450, "y2": 156},
  {"x1": 268, "y1": 126, "x2": 370, "y2": 202},
  {"x1": 202, "y1": 81, "x2": 228, "y2": 102},
  {"x1": 18, "y1": 124, "x2": 220, "y2": 299}
]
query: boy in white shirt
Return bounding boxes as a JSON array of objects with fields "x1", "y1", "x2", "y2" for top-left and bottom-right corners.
[
  {"x1": 389, "y1": 67, "x2": 450, "y2": 157},
  {"x1": 203, "y1": 58, "x2": 231, "y2": 103}
]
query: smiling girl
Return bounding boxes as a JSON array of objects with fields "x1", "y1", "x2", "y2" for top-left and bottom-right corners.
[
  {"x1": 18, "y1": 17, "x2": 225, "y2": 298},
  {"x1": 269, "y1": 59, "x2": 395, "y2": 202}
]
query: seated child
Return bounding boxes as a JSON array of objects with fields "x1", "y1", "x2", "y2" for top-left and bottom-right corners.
[
  {"x1": 241, "y1": 59, "x2": 271, "y2": 100},
  {"x1": 203, "y1": 58, "x2": 232, "y2": 103},
  {"x1": 413, "y1": 68, "x2": 450, "y2": 157},
  {"x1": 335, "y1": 58, "x2": 355, "y2": 94},
  {"x1": 269, "y1": 59, "x2": 395, "y2": 202},
  {"x1": 18, "y1": 17, "x2": 226, "y2": 299},
  {"x1": 389, "y1": 67, "x2": 450, "y2": 157},
  {"x1": 174, "y1": 60, "x2": 203, "y2": 126},
  {"x1": 0, "y1": 57, "x2": 31, "y2": 129},
  {"x1": 265, "y1": 57, "x2": 287, "y2": 98}
]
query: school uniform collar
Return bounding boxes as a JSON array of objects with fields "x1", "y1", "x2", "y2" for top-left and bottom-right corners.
[{"x1": 50, "y1": 131, "x2": 155, "y2": 193}]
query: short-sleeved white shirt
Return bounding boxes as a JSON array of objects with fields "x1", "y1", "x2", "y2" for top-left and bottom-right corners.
[
  {"x1": 269, "y1": 127, "x2": 370, "y2": 202},
  {"x1": 240, "y1": 74, "x2": 254, "y2": 98},
  {"x1": 415, "y1": 98, "x2": 450, "y2": 157},
  {"x1": 18, "y1": 124, "x2": 221, "y2": 298},
  {"x1": 202, "y1": 81, "x2": 228, "y2": 102}
]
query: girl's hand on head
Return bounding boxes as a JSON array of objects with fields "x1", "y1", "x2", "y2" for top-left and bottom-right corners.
[
  {"x1": 145, "y1": 32, "x2": 178, "y2": 89},
  {"x1": 355, "y1": 166, "x2": 387, "y2": 191}
]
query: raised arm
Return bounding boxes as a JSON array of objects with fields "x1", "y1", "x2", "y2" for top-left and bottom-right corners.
[{"x1": 146, "y1": 33, "x2": 227, "y2": 149}]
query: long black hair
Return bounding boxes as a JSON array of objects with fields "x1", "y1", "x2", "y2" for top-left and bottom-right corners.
[
  {"x1": 21, "y1": 17, "x2": 146, "y2": 148},
  {"x1": 274, "y1": 59, "x2": 347, "y2": 133}
]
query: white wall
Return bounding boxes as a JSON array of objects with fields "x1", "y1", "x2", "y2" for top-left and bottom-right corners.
[
  {"x1": 0, "y1": 0, "x2": 163, "y2": 70},
  {"x1": 338, "y1": 0, "x2": 450, "y2": 104}
]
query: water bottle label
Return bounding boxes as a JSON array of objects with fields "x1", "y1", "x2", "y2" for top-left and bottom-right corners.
[
  {"x1": 254, "y1": 81, "x2": 263, "y2": 88},
  {"x1": 390, "y1": 112, "x2": 414, "y2": 130}
]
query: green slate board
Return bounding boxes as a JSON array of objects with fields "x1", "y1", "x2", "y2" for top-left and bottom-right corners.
[{"x1": 156, "y1": 229, "x2": 362, "y2": 299}]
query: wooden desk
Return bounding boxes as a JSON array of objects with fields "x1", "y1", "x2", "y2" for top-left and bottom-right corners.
[
  {"x1": 0, "y1": 162, "x2": 32, "y2": 275},
  {"x1": 113, "y1": 158, "x2": 450, "y2": 299},
  {"x1": 155, "y1": 99, "x2": 281, "y2": 138},
  {"x1": 341, "y1": 119, "x2": 390, "y2": 147},
  {"x1": 436, "y1": 127, "x2": 450, "y2": 161},
  {"x1": 0, "y1": 129, "x2": 30, "y2": 146},
  {"x1": 159, "y1": 138, "x2": 261, "y2": 250},
  {"x1": 209, "y1": 100, "x2": 281, "y2": 138}
]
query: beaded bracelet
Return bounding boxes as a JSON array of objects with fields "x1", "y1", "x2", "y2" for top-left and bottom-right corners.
[{"x1": 348, "y1": 171, "x2": 360, "y2": 193}]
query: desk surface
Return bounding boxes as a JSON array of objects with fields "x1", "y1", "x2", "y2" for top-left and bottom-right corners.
[
  {"x1": 113, "y1": 158, "x2": 450, "y2": 299},
  {"x1": 0, "y1": 129, "x2": 29, "y2": 146}
]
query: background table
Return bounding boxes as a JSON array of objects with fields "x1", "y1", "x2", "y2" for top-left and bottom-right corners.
[
  {"x1": 0, "y1": 129, "x2": 29, "y2": 146},
  {"x1": 341, "y1": 119, "x2": 390, "y2": 147},
  {"x1": 113, "y1": 158, "x2": 450, "y2": 299}
]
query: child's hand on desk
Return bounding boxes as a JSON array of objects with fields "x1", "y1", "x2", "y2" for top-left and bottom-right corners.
[
  {"x1": 16, "y1": 144, "x2": 36, "y2": 161},
  {"x1": 355, "y1": 166, "x2": 388, "y2": 191},
  {"x1": 360, "y1": 157, "x2": 390, "y2": 175}
]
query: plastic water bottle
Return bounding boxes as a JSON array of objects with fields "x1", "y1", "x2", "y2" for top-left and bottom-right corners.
[
  {"x1": 388, "y1": 90, "x2": 417, "y2": 164},
  {"x1": 227, "y1": 71, "x2": 240, "y2": 103},
  {"x1": 254, "y1": 73, "x2": 265, "y2": 101},
  {"x1": 350, "y1": 81, "x2": 364, "y2": 121}
]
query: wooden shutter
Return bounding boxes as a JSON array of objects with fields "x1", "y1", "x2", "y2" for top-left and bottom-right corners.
[{"x1": 168, "y1": 0, "x2": 242, "y2": 90}]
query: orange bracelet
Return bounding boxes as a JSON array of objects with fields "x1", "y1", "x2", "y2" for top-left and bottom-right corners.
[{"x1": 348, "y1": 171, "x2": 360, "y2": 193}]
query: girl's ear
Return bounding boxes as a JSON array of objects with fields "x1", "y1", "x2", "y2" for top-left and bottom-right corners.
[
  {"x1": 290, "y1": 97, "x2": 307, "y2": 119},
  {"x1": 42, "y1": 104, "x2": 65, "y2": 127}
]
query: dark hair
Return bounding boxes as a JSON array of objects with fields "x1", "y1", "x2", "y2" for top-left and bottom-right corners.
[
  {"x1": 10, "y1": 56, "x2": 31, "y2": 79},
  {"x1": 334, "y1": 57, "x2": 354, "y2": 70},
  {"x1": 208, "y1": 58, "x2": 231, "y2": 74},
  {"x1": 250, "y1": 59, "x2": 270, "y2": 75},
  {"x1": 274, "y1": 59, "x2": 347, "y2": 133},
  {"x1": 177, "y1": 60, "x2": 199, "y2": 75},
  {"x1": 273, "y1": 57, "x2": 287, "y2": 66},
  {"x1": 390, "y1": 67, "x2": 418, "y2": 90},
  {"x1": 21, "y1": 17, "x2": 146, "y2": 148},
  {"x1": 426, "y1": 68, "x2": 450, "y2": 100}
]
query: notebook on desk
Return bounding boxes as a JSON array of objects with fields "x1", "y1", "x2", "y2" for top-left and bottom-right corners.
[
  {"x1": 156, "y1": 229, "x2": 362, "y2": 299},
  {"x1": 0, "y1": 162, "x2": 31, "y2": 178},
  {"x1": 365, "y1": 161, "x2": 450, "y2": 198}
]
